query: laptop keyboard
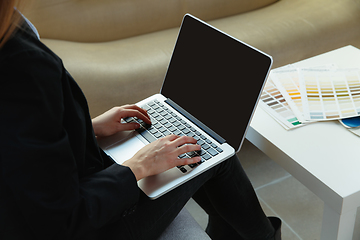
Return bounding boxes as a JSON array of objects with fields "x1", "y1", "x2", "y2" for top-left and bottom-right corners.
[{"x1": 124, "y1": 100, "x2": 223, "y2": 173}]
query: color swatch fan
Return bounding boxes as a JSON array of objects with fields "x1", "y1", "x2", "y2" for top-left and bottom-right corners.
[
  {"x1": 300, "y1": 68, "x2": 360, "y2": 121},
  {"x1": 259, "y1": 65, "x2": 360, "y2": 132},
  {"x1": 259, "y1": 74, "x2": 303, "y2": 130}
]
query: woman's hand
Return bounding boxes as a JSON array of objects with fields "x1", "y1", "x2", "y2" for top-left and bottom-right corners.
[
  {"x1": 92, "y1": 105, "x2": 151, "y2": 138},
  {"x1": 123, "y1": 135, "x2": 201, "y2": 181}
]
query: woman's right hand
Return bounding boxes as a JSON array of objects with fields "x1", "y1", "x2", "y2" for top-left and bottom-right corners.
[{"x1": 122, "y1": 135, "x2": 201, "y2": 181}]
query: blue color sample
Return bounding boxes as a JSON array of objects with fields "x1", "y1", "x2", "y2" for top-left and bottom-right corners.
[{"x1": 341, "y1": 116, "x2": 360, "y2": 128}]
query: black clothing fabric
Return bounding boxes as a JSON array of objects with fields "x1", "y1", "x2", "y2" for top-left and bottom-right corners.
[{"x1": 0, "y1": 20, "x2": 139, "y2": 239}]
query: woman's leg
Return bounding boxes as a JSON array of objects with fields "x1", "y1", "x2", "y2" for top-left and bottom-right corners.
[
  {"x1": 114, "y1": 155, "x2": 274, "y2": 240},
  {"x1": 192, "y1": 186, "x2": 242, "y2": 239},
  {"x1": 193, "y1": 156, "x2": 274, "y2": 240}
]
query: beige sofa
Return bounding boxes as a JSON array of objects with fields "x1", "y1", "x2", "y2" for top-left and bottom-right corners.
[{"x1": 24, "y1": 0, "x2": 360, "y2": 118}]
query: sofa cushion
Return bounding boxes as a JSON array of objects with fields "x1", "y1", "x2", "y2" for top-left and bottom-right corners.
[
  {"x1": 41, "y1": 27, "x2": 179, "y2": 117},
  {"x1": 25, "y1": 0, "x2": 278, "y2": 42}
]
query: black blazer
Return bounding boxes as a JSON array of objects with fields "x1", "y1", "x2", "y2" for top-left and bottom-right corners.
[{"x1": 0, "y1": 19, "x2": 140, "y2": 239}]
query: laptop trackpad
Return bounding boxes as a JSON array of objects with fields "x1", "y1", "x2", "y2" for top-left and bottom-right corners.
[{"x1": 105, "y1": 132, "x2": 146, "y2": 165}]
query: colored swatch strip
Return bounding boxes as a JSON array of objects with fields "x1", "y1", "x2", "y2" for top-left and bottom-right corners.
[
  {"x1": 259, "y1": 75, "x2": 303, "y2": 130},
  {"x1": 270, "y1": 68, "x2": 307, "y2": 123},
  {"x1": 300, "y1": 68, "x2": 360, "y2": 121}
]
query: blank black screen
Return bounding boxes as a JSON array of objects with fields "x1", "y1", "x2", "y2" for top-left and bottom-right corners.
[{"x1": 161, "y1": 15, "x2": 272, "y2": 151}]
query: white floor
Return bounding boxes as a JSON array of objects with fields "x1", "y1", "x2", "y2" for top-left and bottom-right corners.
[{"x1": 185, "y1": 139, "x2": 360, "y2": 239}]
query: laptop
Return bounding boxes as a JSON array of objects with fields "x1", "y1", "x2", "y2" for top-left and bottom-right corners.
[{"x1": 98, "y1": 14, "x2": 273, "y2": 199}]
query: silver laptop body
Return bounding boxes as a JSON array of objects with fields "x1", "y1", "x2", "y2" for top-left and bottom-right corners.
[{"x1": 98, "y1": 14, "x2": 273, "y2": 199}]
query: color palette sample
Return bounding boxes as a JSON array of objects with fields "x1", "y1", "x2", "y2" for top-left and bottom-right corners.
[
  {"x1": 340, "y1": 116, "x2": 360, "y2": 128},
  {"x1": 260, "y1": 65, "x2": 360, "y2": 131},
  {"x1": 340, "y1": 116, "x2": 360, "y2": 137},
  {"x1": 300, "y1": 68, "x2": 360, "y2": 121},
  {"x1": 270, "y1": 68, "x2": 306, "y2": 122},
  {"x1": 259, "y1": 75, "x2": 303, "y2": 130}
]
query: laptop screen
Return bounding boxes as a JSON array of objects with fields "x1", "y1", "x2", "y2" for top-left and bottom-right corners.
[{"x1": 161, "y1": 14, "x2": 272, "y2": 151}]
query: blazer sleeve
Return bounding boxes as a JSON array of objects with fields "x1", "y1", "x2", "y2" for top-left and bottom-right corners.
[{"x1": 0, "y1": 47, "x2": 140, "y2": 238}]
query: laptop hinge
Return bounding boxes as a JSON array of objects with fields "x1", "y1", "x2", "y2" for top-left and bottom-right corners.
[{"x1": 165, "y1": 98, "x2": 226, "y2": 144}]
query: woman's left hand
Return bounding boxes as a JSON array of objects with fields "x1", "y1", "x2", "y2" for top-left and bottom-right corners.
[{"x1": 92, "y1": 105, "x2": 151, "y2": 138}]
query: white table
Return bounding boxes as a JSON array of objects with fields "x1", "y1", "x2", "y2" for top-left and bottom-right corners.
[{"x1": 246, "y1": 45, "x2": 360, "y2": 240}]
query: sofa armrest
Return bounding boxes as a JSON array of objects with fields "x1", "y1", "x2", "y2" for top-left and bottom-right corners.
[{"x1": 157, "y1": 208, "x2": 211, "y2": 240}]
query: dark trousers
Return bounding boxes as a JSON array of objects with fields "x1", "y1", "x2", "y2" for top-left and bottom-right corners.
[{"x1": 102, "y1": 155, "x2": 275, "y2": 240}]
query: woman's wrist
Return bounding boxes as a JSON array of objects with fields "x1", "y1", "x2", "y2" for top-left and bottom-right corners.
[
  {"x1": 91, "y1": 118, "x2": 101, "y2": 136},
  {"x1": 122, "y1": 158, "x2": 145, "y2": 181}
]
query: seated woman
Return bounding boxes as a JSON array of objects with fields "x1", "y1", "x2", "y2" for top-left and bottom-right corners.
[{"x1": 0, "y1": 1, "x2": 281, "y2": 239}]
